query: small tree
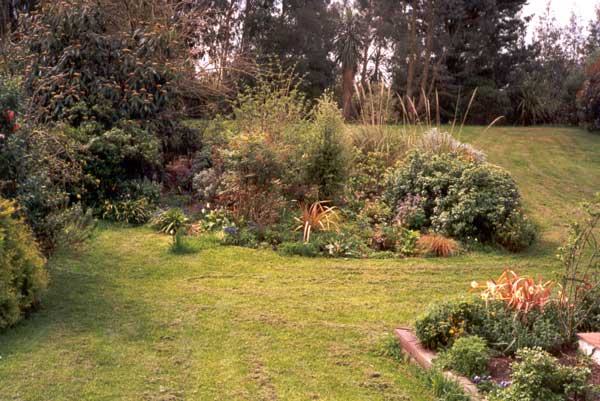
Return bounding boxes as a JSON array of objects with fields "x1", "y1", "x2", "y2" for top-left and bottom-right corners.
[
  {"x1": 334, "y1": 8, "x2": 363, "y2": 120},
  {"x1": 557, "y1": 193, "x2": 600, "y2": 342}
]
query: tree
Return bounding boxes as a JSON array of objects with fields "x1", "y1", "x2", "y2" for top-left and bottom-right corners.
[{"x1": 335, "y1": 8, "x2": 363, "y2": 120}]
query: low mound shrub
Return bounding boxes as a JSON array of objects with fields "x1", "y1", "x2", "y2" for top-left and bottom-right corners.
[
  {"x1": 383, "y1": 150, "x2": 536, "y2": 251},
  {"x1": 436, "y1": 336, "x2": 489, "y2": 378},
  {"x1": 0, "y1": 199, "x2": 47, "y2": 329},
  {"x1": 418, "y1": 234, "x2": 459, "y2": 257}
]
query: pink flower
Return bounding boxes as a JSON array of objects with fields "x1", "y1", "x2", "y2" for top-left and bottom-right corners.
[
  {"x1": 12, "y1": 123, "x2": 20, "y2": 132},
  {"x1": 6, "y1": 110, "x2": 14, "y2": 122}
]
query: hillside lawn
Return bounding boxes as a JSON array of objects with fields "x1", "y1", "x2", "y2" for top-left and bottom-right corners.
[{"x1": 1, "y1": 126, "x2": 599, "y2": 400}]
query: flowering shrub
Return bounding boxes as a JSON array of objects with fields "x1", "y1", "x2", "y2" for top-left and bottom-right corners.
[
  {"x1": 415, "y1": 300, "x2": 485, "y2": 350},
  {"x1": 393, "y1": 193, "x2": 426, "y2": 229},
  {"x1": 383, "y1": 150, "x2": 536, "y2": 251}
]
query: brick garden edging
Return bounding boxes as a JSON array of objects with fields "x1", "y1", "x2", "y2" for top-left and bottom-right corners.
[{"x1": 394, "y1": 327, "x2": 485, "y2": 401}]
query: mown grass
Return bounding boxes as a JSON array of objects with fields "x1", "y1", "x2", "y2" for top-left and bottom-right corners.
[{"x1": 1, "y1": 126, "x2": 599, "y2": 400}]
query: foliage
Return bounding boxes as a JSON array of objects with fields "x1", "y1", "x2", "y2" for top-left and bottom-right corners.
[
  {"x1": 556, "y1": 193, "x2": 600, "y2": 342},
  {"x1": 471, "y1": 269, "x2": 555, "y2": 317},
  {"x1": 495, "y1": 210, "x2": 538, "y2": 252},
  {"x1": 220, "y1": 226, "x2": 259, "y2": 249},
  {"x1": 476, "y1": 301, "x2": 565, "y2": 355},
  {"x1": 305, "y1": 94, "x2": 350, "y2": 200},
  {"x1": 415, "y1": 300, "x2": 485, "y2": 350},
  {"x1": 370, "y1": 225, "x2": 419, "y2": 256},
  {"x1": 383, "y1": 150, "x2": 535, "y2": 250},
  {"x1": 489, "y1": 347, "x2": 591, "y2": 401},
  {"x1": 278, "y1": 241, "x2": 319, "y2": 258},
  {"x1": 417, "y1": 234, "x2": 459, "y2": 257},
  {"x1": 232, "y1": 62, "x2": 307, "y2": 139},
  {"x1": 579, "y1": 57, "x2": 600, "y2": 131},
  {"x1": 435, "y1": 336, "x2": 489, "y2": 378},
  {"x1": 393, "y1": 193, "x2": 427, "y2": 230},
  {"x1": 294, "y1": 201, "x2": 339, "y2": 243},
  {"x1": 0, "y1": 198, "x2": 47, "y2": 329},
  {"x1": 151, "y1": 209, "x2": 189, "y2": 237},
  {"x1": 14, "y1": 1, "x2": 183, "y2": 125},
  {"x1": 164, "y1": 157, "x2": 193, "y2": 194},
  {"x1": 414, "y1": 129, "x2": 486, "y2": 162},
  {"x1": 418, "y1": 368, "x2": 471, "y2": 401},
  {"x1": 101, "y1": 198, "x2": 153, "y2": 225}
]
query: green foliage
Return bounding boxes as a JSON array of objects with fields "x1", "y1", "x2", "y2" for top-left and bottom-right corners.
[
  {"x1": 476, "y1": 302, "x2": 564, "y2": 355},
  {"x1": 0, "y1": 198, "x2": 47, "y2": 329},
  {"x1": 151, "y1": 209, "x2": 189, "y2": 236},
  {"x1": 418, "y1": 368, "x2": 471, "y2": 401},
  {"x1": 436, "y1": 336, "x2": 489, "y2": 378},
  {"x1": 15, "y1": 1, "x2": 182, "y2": 125},
  {"x1": 232, "y1": 62, "x2": 308, "y2": 139},
  {"x1": 102, "y1": 198, "x2": 153, "y2": 225},
  {"x1": 489, "y1": 347, "x2": 591, "y2": 401},
  {"x1": 221, "y1": 227, "x2": 259, "y2": 249},
  {"x1": 370, "y1": 225, "x2": 420, "y2": 256},
  {"x1": 305, "y1": 94, "x2": 349, "y2": 201},
  {"x1": 383, "y1": 150, "x2": 535, "y2": 251},
  {"x1": 415, "y1": 300, "x2": 485, "y2": 350},
  {"x1": 278, "y1": 241, "x2": 319, "y2": 257},
  {"x1": 67, "y1": 121, "x2": 161, "y2": 206}
]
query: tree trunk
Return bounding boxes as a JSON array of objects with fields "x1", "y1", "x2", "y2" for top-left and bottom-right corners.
[
  {"x1": 342, "y1": 65, "x2": 355, "y2": 120},
  {"x1": 406, "y1": 0, "x2": 418, "y2": 100},
  {"x1": 417, "y1": 0, "x2": 434, "y2": 111}
]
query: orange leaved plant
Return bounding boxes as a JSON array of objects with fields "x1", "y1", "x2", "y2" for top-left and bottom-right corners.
[
  {"x1": 470, "y1": 269, "x2": 555, "y2": 317},
  {"x1": 294, "y1": 201, "x2": 339, "y2": 243}
]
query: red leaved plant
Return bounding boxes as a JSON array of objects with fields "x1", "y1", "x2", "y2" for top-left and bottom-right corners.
[
  {"x1": 294, "y1": 201, "x2": 339, "y2": 243},
  {"x1": 470, "y1": 269, "x2": 555, "y2": 317}
]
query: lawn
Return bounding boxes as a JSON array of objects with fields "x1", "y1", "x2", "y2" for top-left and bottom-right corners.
[{"x1": 1, "y1": 126, "x2": 599, "y2": 400}]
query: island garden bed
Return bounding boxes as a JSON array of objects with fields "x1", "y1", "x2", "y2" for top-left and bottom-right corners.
[{"x1": 395, "y1": 327, "x2": 600, "y2": 401}]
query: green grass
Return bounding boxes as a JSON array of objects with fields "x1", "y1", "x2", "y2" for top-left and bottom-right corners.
[{"x1": 1, "y1": 126, "x2": 599, "y2": 400}]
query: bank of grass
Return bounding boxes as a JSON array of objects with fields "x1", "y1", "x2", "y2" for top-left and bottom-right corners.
[{"x1": 0, "y1": 126, "x2": 599, "y2": 400}]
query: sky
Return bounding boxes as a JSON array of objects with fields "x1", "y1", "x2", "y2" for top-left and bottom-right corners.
[{"x1": 523, "y1": 0, "x2": 598, "y2": 27}]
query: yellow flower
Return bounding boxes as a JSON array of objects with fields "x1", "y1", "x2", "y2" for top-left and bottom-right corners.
[
  {"x1": 449, "y1": 328, "x2": 455, "y2": 335},
  {"x1": 76, "y1": 194, "x2": 81, "y2": 199}
]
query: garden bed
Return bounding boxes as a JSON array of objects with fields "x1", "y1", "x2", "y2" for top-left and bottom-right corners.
[{"x1": 395, "y1": 328, "x2": 600, "y2": 401}]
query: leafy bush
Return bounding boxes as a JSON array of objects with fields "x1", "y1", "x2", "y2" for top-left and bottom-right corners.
[
  {"x1": 489, "y1": 347, "x2": 591, "y2": 401},
  {"x1": 151, "y1": 209, "x2": 189, "y2": 236},
  {"x1": 0, "y1": 198, "x2": 47, "y2": 329},
  {"x1": 278, "y1": 241, "x2": 319, "y2": 257},
  {"x1": 476, "y1": 302, "x2": 564, "y2": 355},
  {"x1": 102, "y1": 198, "x2": 153, "y2": 225},
  {"x1": 15, "y1": 1, "x2": 182, "y2": 125},
  {"x1": 383, "y1": 150, "x2": 535, "y2": 250},
  {"x1": 305, "y1": 94, "x2": 350, "y2": 201},
  {"x1": 495, "y1": 210, "x2": 537, "y2": 252},
  {"x1": 221, "y1": 227, "x2": 259, "y2": 249},
  {"x1": 436, "y1": 336, "x2": 489, "y2": 378},
  {"x1": 370, "y1": 225, "x2": 419, "y2": 256},
  {"x1": 415, "y1": 300, "x2": 485, "y2": 350}
]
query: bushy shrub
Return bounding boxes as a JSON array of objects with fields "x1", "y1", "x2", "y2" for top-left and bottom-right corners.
[
  {"x1": 0, "y1": 198, "x2": 47, "y2": 329},
  {"x1": 415, "y1": 300, "x2": 485, "y2": 350},
  {"x1": 494, "y1": 210, "x2": 537, "y2": 252},
  {"x1": 15, "y1": 1, "x2": 182, "y2": 125},
  {"x1": 436, "y1": 336, "x2": 489, "y2": 378},
  {"x1": 221, "y1": 226, "x2": 259, "y2": 249},
  {"x1": 164, "y1": 157, "x2": 193, "y2": 193},
  {"x1": 489, "y1": 347, "x2": 591, "y2": 401},
  {"x1": 370, "y1": 225, "x2": 419, "y2": 256},
  {"x1": 305, "y1": 94, "x2": 350, "y2": 201},
  {"x1": 102, "y1": 198, "x2": 153, "y2": 225},
  {"x1": 383, "y1": 150, "x2": 535, "y2": 251}
]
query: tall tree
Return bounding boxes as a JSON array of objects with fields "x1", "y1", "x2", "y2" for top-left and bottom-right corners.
[{"x1": 334, "y1": 8, "x2": 363, "y2": 119}]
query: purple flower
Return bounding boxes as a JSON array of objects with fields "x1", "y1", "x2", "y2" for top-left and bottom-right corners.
[{"x1": 223, "y1": 226, "x2": 238, "y2": 236}]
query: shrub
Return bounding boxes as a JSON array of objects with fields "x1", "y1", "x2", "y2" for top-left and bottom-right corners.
[
  {"x1": 393, "y1": 193, "x2": 426, "y2": 230},
  {"x1": 418, "y1": 368, "x2": 471, "y2": 401},
  {"x1": 164, "y1": 157, "x2": 193, "y2": 193},
  {"x1": 305, "y1": 94, "x2": 350, "y2": 201},
  {"x1": 418, "y1": 234, "x2": 459, "y2": 257},
  {"x1": 415, "y1": 129, "x2": 486, "y2": 162},
  {"x1": 0, "y1": 198, "x2": 47, "y2": 329},
  {"x1": 383, "y1": 150, "x2": 535, "y2": 250},
  {"x1": 278, "y1": 241, "x2": 319, "y2": 257},
  {"x1": 102, "y1": 198, "x2": 153, "y2": 225},
  {"x1": 151, "y1": 208, "x2": 189, "y2": 236},
  {"x1": 415, "y1": 300, "x2": 485, "y2": 350},
  {"x1": 495, "y1": 210, "x2": 537, "y2": 252},
  {"x1": 370, "y1": 225, "x2": 419, "y2": 256},
  {"x1": 294, "y1": 201, "x2": 340, "y2": 243},
  {"x1": 436, "y1": 336, "x2": 489, "y2": 378},
  {"x1": 221, "y1": 227, "x2": 259, "y2": 249},
  {"x1": 475, "y1": 302, "x2": 564, "y2": 355},
  {"x1": 489, "y1": 347, "x2": 591, "y2": 401}
]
